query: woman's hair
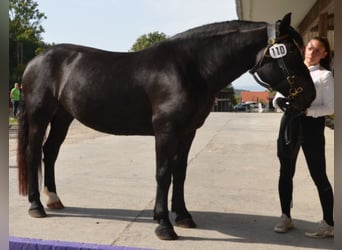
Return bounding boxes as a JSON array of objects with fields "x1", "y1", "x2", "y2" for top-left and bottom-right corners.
[{"x1": 311, "y1": 36, "x2": 332, "y2": 70}]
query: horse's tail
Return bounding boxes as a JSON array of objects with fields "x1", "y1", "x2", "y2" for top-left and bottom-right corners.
[{"x1": 17, "y1": 99, "x2": 30, "y2": 196}]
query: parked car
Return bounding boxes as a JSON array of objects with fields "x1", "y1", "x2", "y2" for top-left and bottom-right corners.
[{"x1": 233, "y1": 102, "x2": 258, "y2": 112}]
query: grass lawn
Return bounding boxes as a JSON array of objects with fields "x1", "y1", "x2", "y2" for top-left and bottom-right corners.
[{"x1": 9, "y1": 117, "x2": 18, "y2": 125}]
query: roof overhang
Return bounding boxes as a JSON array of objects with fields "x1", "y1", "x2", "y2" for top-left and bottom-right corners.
[
  {"x1": 235, "y1": 0, "x2": 334, "y2": 50},
  {"x1": 236, "y1": 0, "x2": 317, "y2": 29}
]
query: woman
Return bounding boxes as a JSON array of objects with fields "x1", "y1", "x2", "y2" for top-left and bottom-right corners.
[{"x1": 272, "y1": 37, "x2": 334, "y2": 238}]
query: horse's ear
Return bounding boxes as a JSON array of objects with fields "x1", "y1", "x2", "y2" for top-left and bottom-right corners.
[
  {"x1": 281, "y1": 13, "x2": 292, "y2": 26},
  {"x1": 276, "y1": 12, "x2": 292, "y2": 36}
]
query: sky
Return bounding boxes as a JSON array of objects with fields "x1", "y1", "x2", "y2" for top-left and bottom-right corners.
[{"x1": 35, "y1": 0, "x2": 264, "y2": 91}]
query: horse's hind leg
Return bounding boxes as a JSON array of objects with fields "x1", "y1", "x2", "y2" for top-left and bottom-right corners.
[
  {"x1": 26, "y1": 119, "x2": 51, "y2": 218},
  {"x1": 43, "y1": 108, "x2": 73, "y2": 209},
  {"x1": 171, "y1": 131, "x2": 197, "y2": 228}
]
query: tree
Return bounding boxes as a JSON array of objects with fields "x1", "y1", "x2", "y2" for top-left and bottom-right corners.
[
  {"x1": 9, "y1": 0, "x2": 46, "y2": 42},
  {"x1": 130, "y1": 31, "x2": 167, "y2": 52},
  {"x1": 9, "y1": 0, "x2": 47, "y2": 87}
]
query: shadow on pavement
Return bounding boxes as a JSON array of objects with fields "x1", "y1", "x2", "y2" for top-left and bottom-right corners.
[{"x1": 47, "y1": 207, "x2": 333, "y2": 249}]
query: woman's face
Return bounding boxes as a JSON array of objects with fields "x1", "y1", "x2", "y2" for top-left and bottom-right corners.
[{"x1": 304, "y1": 39, "x2": 327, "y2": 67}]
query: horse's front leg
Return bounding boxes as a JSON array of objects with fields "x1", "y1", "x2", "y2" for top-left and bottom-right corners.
[
  {"x1": 171, "y1": 131, "x2": 197, "y2": 228},
  {"x1": 153, "y1": 126, "x2": 179, "y2": 240},
  {"x1": 154, "y1": 159, "x2": 178, "y2": 240}
]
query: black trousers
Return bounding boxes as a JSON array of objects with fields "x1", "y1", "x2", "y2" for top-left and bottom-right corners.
[{"x1": 277, "y1": 115, "x2": 334, "y2": 226}]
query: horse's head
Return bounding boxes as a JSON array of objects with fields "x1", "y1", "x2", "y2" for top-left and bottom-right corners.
[{"x1": 249, "y1": 13, "x2": 316, "y2": 112}]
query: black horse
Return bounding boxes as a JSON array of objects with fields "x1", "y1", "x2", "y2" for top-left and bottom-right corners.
[{"x1": 17, "y1": 13, "x2": 315, "y2": 240}]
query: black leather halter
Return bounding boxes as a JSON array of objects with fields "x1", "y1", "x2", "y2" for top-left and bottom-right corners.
[{"x1": 249, "y1": 35, "x2": 304, "y2": 100}]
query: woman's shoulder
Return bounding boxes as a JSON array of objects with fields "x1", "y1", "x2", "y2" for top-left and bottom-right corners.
[
  {"x1": 316, "y1": 66, "x2": 333, "y2": 79},
  {"x1": 317, "y1": 65, "x2": 332, "y2": 72}
]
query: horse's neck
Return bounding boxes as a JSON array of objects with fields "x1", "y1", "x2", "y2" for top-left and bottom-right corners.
[{"x1": 195, "y1": 26, "x2": 269, "y2": 93}]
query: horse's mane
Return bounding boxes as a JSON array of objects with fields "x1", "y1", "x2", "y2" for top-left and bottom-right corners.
[{"x1": 170, "y1": 20, "x2": 268, "y2": 40}]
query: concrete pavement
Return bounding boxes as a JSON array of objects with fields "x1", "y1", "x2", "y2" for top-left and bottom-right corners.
[{"x1": 9, "y1": 112, "x2": 334, "y2": 249}]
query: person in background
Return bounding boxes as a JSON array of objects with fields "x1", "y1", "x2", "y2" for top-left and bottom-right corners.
[
  {"x1": 273, "y1": 36, "x2": 334, "y2": 238},
  {"x1": 10, "y1": 82, "x2": 21, "y2": 118}
]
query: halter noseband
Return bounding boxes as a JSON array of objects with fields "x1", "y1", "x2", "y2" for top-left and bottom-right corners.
[{"x1": 249, "y1": 31, "x2": 303, "y2": 101}]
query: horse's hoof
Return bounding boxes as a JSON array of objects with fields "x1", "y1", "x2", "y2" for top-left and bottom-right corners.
[
  {"x1": 28, "y1": 207, "x2": 47, "y2": 218},
  {"x1": 175, "y1": 217, "x2": 197, "y2": 228},
  {"x1": 155, "y1": 225, "x2": 179, "y2": 240},
  {"x1": 47, "y1": 200, "x2": 64, "y2": 209}
]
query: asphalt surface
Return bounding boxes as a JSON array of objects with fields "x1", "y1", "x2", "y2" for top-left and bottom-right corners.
[{"x1": 9, "y1": 112, "x2": 334, "y2": 250}]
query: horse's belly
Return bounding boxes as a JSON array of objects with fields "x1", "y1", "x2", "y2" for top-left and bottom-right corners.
[{"x1": 76, "y1": 112, "x2": 154, "y2": 136}]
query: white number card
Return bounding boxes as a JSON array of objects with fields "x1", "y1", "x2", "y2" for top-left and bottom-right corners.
[{"x1": 269, "y1": 44, "x2": 287, "y2": 59}]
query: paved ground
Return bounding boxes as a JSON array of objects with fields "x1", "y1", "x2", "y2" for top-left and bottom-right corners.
[{"x1": 9, "y1": 112, "x2": 334, "y2": 250}]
